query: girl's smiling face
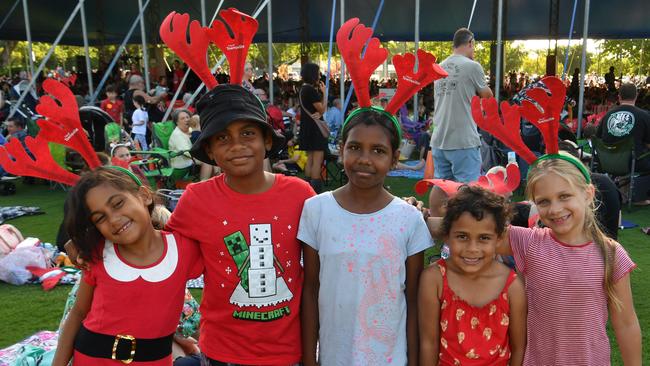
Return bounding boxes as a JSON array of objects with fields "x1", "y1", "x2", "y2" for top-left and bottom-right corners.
[
  {"x1": 530, "y1": 172, "x2": 593, "y2": 244},
  {"x1": 445, "y1": 211, "x2": 500, "y2": 274},
  {"x1": 86, "y1": 183, "x2": 153, "y2": 245},
  {"x1": 340, "y1": 123, "x2": 399, "y2": 190}
]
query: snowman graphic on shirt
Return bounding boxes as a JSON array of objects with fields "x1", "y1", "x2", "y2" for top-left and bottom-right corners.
[{"x1": 223, "y1": 224, "x2": 292, "y2": 308}]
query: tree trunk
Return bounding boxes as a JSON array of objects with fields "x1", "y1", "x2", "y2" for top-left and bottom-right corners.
[{"x1": 1, "y1": 41, "x2": 18, "y2": 69}]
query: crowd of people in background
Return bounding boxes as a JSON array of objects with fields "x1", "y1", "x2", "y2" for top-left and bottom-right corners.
[{"x1": 1, "y1": 42, "x2": 649, "y2": 188}]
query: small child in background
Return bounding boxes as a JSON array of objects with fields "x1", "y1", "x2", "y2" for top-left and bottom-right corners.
[
  {"x1": 419, "y1": 185, "x2": 526, "y2": 366},
  {"x1": 131, "y1": 95, "x2": 149, "y2": 150},
  {"x1": 299, "y1": 109, "x2": 433, "y2": 365},
  {"x1": 100, "y1": 84, "x2": 124, "y2": 125}
]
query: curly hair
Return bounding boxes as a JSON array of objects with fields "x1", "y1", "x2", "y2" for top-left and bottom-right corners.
[
  {"x1": 64, "y1": 167, "x2": 154, "y2": 263},
  {"x1": 441, "y1": 185, "x2": 512, "y2": 238}
]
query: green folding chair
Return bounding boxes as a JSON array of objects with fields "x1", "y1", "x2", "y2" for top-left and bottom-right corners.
[{"x1": 592, "y1": 137, "x2": 650, "y2": 210}]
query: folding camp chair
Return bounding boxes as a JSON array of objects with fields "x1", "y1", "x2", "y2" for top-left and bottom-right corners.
[
  {"x1": 591, "y1": 136, "x2": 650, "y2": 210},
  {"x1": 130, "y1": 121, "x2": 193, "y2": 188}
]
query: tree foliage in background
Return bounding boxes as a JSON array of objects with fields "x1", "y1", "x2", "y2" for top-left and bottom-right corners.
[{"x1": 0, "y1": 39, "x2": 648, "y2": 80}]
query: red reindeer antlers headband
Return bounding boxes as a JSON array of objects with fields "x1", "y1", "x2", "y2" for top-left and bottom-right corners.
[
  {"x1": 160, "y1": 8, "x2": 258, "y2": 90},
  {"x1": 471, "y1": 76, "x2": 590, "y2": 182},
  {"x1": 337, "y1": 18, "x2": 447, "y2": 128},
  {"x1": 415, "y1": 162, "x2": 521, "y2": 197},
  {"x1": 471, "y1": 76, "x2": 566, "y2": 164},
  {"x1": 0, "y1": 79, "x2": 102, "y2": 186}
]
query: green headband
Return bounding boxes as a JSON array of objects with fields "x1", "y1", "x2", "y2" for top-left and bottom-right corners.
[
  {"x1": 342, "y1": 106, "x2": 403, "y2": 141},
  {"x1": 528, "y1": 153, "x2": 591, "y2": 184},
  {"x1": 107, "y1": 165, "x2": 143, "y2": 186}
]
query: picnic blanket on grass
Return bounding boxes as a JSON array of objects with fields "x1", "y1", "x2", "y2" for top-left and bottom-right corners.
[
  {"x1": 0, "y1": 207, "x2": 44, "y2": 225},
  {"x1": 387, "y1": 160, "x2": 424, "y2": 179},
  {"x1": 0, "y1": 330, "x2": 57, "y2": 366}
]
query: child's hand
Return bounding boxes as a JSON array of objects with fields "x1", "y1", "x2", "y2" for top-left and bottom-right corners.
[
  {"x1": 64, "y1": 240, "x2": 89, "y2": 270},
  {"x1": 403, "y1": 196, "x2": 430, "y2": 219},
  {"x1": 173, "y1": 335, "x2": 200, "y2": 355}
]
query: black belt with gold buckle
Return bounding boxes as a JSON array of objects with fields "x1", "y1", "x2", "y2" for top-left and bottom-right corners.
[{"x1": 74, "y1": 325, "x2": 173, "y2": 363}]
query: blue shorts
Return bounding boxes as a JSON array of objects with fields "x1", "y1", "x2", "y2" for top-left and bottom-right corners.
[{"x1": 431, "y1": 147, "x2": 482, "y2": 183}]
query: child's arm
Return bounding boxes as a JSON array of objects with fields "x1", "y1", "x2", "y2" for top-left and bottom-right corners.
[
  {"x1": 425, "y1": 217, "x2": 443, "y2": 241},
  {"x1": 406, "y1": 252, "x2": 424, "y2": 366},
  {"x1": 301, "y1": 244, "x2": 320, "y2": 366},
  {"x1": 507, "y1": 275, "x2": 527, "y2": 366},
  {"x1": 609, "y1": 272, "x2": 642, "y2": 366},
  {"x1": 495, "y1": 226, "x2": 513, "y2": 257},
  {"x1": 418, "y1": 263, "x2": 442, "y2": 366},
  {"x1": 52, "y1": 278, "x2": 94, "y2": 366}
]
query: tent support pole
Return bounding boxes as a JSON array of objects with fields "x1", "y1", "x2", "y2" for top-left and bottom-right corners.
[
  {"x1": 340, "y1": 0, "x2": 345, "y2": 106},
  {"x1": 10, "y1": 0, "x2": 83, "y2": 118},
  {"x1": 80, "y1": 0, "x2": 94, "y2": 96},
  {"x1": 0, "y1": 0, "x2": 21, "y2": 32},
  {"x1": 324, "y1": 0, "x2": 337, "y2": 105},
  {"x1": 267, "y1": 0, "x2": 273, "y2": 103},
  {"x1": 22, "y1": 0, "x2": 34, "y2": 78},
  {"x1": 413, "y1": 0, "x2": 420, "y2": 111},
  {"x1": 201, "y1": 0, "x2": 207, "y2": 26},
  {"x1": 89, "y1": 0, "x2": 151, "y2": 104},
  {"x1": 576, "y1": 0, "x2": 590, "y2": 139},
  {"x1": 90, "y1": 0, "x2": 150, "y2": 104},
  {"x1": 495, "y1": 0, "x2": 503, "y2": 104},
  {"x1": 138, "y1": 0, "x2": 150, "y2": 93}
]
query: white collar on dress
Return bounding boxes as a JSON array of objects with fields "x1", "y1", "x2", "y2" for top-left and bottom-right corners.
[{"x1": 103, "y1": 233, "x2": 178, "y2": 283}]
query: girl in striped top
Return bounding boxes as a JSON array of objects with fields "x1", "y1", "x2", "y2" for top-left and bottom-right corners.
[{"x1": 504, "y1": 157, "x2": 641, "y2": 365}]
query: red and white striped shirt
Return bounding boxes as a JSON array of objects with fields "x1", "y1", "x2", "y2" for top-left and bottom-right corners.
[{"x1": 509, "y1": 226, "x2": 635, "y2": 366}]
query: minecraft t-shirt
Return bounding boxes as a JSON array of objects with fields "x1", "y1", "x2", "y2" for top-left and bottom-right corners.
[{"x1": 166, "y1": 174, "x2": 315, "y2": 365}]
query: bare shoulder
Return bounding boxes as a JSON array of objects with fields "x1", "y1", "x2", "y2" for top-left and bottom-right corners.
[
  {"x1": 421, "y1": 262, "x2": 444, "y2": 285},
  {"x1": 507, "y1": 270, "x2": 526, "y2": 297}
]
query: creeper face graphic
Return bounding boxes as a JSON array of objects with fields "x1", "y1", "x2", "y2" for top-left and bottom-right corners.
[{"x1": 224, "y1": 231, "x2": 250, "y2": 291}]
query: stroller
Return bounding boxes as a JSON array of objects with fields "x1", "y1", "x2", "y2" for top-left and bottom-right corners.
[
  {"x1": 157, "y1": 189, "x2": 185, "y2": 212},
  {"x1": 78, "y1": 106, "x2": 113, "y2": 152}
]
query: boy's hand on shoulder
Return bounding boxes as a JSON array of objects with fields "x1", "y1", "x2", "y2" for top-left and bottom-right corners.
[{"x1": 403, "y1": 196, "x2": 430, "y2": 219}]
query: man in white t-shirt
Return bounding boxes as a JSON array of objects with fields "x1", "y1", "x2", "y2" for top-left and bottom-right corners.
[{"x1": 430, "y1": 28, "x2": 493, "y2": 182}]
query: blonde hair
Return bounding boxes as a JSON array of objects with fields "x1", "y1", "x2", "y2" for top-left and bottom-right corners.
[{"x1": 526, "y1": 157, "x2": 623, "y2": 311}]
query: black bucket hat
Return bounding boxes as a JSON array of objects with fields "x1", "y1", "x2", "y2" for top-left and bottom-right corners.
[{"x1": 190, "y1": 84, "x2": 285, "y2": 164}]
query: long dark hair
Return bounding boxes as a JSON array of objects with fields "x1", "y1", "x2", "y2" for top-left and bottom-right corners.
[
  {"x1": 65, "y1": 167, "x2": 154, "y2": 263},
  {"x1": 300, "y1": 63, "x2": 320, "y2": 85}
]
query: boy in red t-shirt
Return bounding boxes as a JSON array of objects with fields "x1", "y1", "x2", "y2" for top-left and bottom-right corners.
[
  {"x1": 99, "y1": 84, "x2": 124, "y2": 124},
  {"x1": 166, "y1": 84, "x2": 315, "y2": 365}
]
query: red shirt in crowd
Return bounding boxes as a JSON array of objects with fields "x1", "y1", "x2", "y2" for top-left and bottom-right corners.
[{"x1": 100, "y1": 98, "x2": 124, "y2": 124}]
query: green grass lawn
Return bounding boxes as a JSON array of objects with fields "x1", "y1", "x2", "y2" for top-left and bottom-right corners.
[{"x1": 0, "y1": 177, "x2": 648, "y2": 363}]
